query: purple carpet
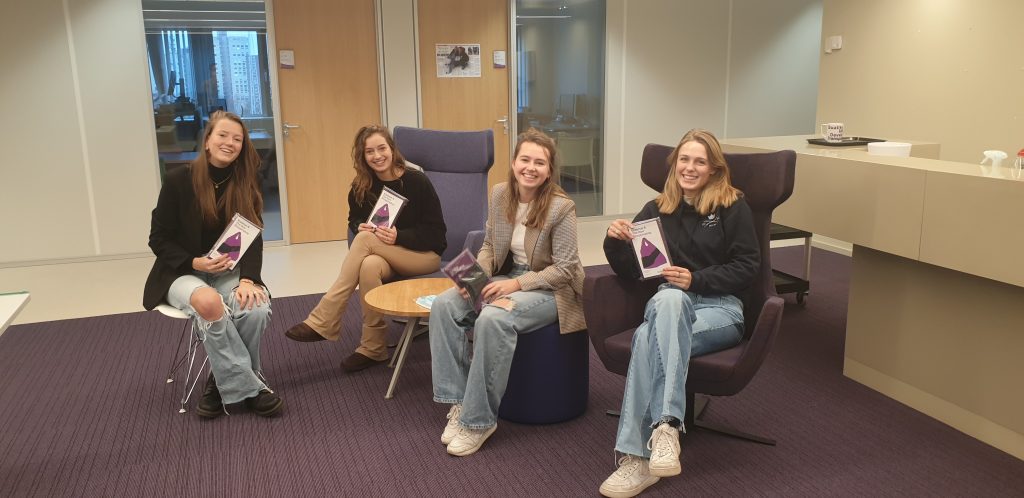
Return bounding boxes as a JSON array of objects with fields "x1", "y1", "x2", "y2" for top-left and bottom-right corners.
[{"x1": 1, "y1": 247, "x2": 1022, "y2": 496}]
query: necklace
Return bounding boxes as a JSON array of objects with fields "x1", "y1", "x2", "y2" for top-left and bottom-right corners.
[{"x1": 212, "y1": 174, "x2": 232, "y2": 190}]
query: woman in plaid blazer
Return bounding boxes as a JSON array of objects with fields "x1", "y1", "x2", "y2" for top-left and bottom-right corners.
[{"x1": 429, "y1": 128, "x2": 586, "y2": 457}]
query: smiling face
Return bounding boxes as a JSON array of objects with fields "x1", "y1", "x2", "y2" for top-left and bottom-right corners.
[
  {"x1": 675, "y1": 140, "x2": 714, "y2": 197},
  {"x1": 512, "y1": 141, "x2": 552, "y2": 201},
  {"x1": 363, "y1": 133, "x2": 396, "y2": 180},
  {"x1": 205, "y1": 119, "x2": 244, "y2": 167}
]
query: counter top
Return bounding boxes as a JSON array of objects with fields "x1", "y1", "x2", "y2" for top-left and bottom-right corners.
[{"x1": 721, "y1": 135, "x2": 1024, "y2": 288}]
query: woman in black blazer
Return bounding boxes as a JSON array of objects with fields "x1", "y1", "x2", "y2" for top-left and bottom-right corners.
[{"x1": 143, "y1": 111, "x2": 282, "y2": 419}]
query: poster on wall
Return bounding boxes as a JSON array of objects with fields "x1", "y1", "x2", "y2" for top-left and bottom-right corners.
[{"x1": 435, "y1": 44, "x2": 481, "y2": 78}]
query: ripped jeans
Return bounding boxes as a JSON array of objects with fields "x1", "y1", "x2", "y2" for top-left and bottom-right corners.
[
  {"x1": 429, "y1": 265, "x2": 557, "y2": 429},
  {"x1": 166, "y1": 269, "x2": 271, "y2": 404}
]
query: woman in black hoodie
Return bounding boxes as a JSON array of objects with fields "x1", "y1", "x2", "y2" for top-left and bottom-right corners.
[{"x1": 598, "y1": 129, "x2": 759, "y2": 498}]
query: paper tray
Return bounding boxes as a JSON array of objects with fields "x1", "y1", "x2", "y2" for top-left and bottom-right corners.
[{"x1": 807, "y1": 137, "x2": 886, "y2": 147}]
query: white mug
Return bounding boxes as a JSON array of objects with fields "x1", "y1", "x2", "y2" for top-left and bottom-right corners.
[{"x1": 820, "y1": 122, "x2": 844, "y2": 143}]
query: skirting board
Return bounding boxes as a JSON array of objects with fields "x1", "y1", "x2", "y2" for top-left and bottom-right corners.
[{"x1": 845, "y1": 357, "x2": 1024, "y2": 461}]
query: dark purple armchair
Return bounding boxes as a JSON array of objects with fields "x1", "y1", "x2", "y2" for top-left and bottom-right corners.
[
  {"x1": 583, "y1": 144, "x2": 796, "y2": 445},
  {"x1": 393, "y1": 126, "x2": 494, "y2": 263}
]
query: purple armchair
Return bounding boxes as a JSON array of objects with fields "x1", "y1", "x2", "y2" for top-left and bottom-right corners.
[
  {"x1": 393, "y1": 126, "x2": 494, "y2": 263},
  {"x1": 583, "y1": 144, "x2": 796, "y2": 445}
]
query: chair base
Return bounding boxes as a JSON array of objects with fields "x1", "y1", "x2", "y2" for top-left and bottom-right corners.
[
  {"x1": 499, "y1": 323, "x2": 589, "y2": 424},
  {"x1": 685, "y1": 393, "x2": 776, "y2": 446},
  {"x1": 604, "y1": 394, "x2": 776, "y2": 446}
]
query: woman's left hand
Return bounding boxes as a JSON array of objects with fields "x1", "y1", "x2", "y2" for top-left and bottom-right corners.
[
  {"x1": 481, "y1": 279, "x2": 521, "y2": 303},
  {"x1": 374, "y1": 226, "x2": 398, "y2": 245},
  {"x1": 235, "y1": 280, "x2": 268, "y2": 310},
  {"x1": 662, "y1": 265, "x2": 692, "y2": 290}
]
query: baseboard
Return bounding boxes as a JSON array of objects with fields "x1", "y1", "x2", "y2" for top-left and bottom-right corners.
[{"x1": 844, "y1": 357, "x2": 1024, "y2": 461}]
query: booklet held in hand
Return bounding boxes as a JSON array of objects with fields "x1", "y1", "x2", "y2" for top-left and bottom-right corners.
[
  {"x1": 630, "y1": 218, "x2": 672, "y2": 280},
  {"x1": 366, "y1": 186, "x2": 409, "y2": 229},
  {"x1": 441, "y1": 248, "x2": 490, "y2": 311},
  {"x1": 208, "y1": 213, "x2": 262, "y2": 270}
]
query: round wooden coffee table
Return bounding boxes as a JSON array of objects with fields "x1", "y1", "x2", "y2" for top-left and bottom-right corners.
[{"x1": 363, "y1": 277, "x2": 454, "y2": 399}]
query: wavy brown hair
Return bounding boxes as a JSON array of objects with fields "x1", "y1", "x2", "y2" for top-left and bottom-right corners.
[
  {"x1": 656, "y1": 128, "x2": 741, "y2": 216},
  {"x1": 506, "y1": 128, "x2": 568, "y2": 228},
  {"x1": 190, "y1": 111, "x2": 264, "y2": 227},
  {"x1": 350, "y1": 125, "x2": 408, "y2": 205}
]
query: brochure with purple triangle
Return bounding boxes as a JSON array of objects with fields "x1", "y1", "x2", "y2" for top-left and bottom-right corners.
[
  {"x1": 207, "y1": 213, "x2": 262, "y2": 270},
  {"x1": 630, "y1": 218, "x2": 673, "y2": 280},
  {"x1": 366, "y1": 186, "x2": 409, "y2": 229},
  {"x1": 441, "y1": 248, "x2": 491, "y2": 312}
]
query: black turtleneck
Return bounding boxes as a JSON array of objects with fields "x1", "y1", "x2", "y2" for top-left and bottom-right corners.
[{"x1": 201, "y1": 163, "x2": 236, "y2": 251}]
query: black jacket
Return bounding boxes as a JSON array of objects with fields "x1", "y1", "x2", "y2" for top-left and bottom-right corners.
[
  {"x1": 347, "y1": 169, "x2": 448, "y2": 256},
  {"x1": 604, "y1": 196, "x2": 759, "y2": 297},
  {"x1": 143, "y1": 166, "x2": 264, "y2": 310}
]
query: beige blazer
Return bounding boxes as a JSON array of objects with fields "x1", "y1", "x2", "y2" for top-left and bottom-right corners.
[{"x1": 477, "y1": 182, "x2": 586, "y2": 333}]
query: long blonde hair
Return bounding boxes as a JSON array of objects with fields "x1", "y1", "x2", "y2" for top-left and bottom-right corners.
[
  {"x1": 350, "y1": 125, "x2": 408, "y2": 205},
  {"x1": 506, "y1": 128, "x2": 568, "y2": 228},
  {"x1": 190, "y1": 111, "x2": 263, "y2": 227},
  {"x1": 656, "y1": 128, "x2": 741, "y2": 216}
]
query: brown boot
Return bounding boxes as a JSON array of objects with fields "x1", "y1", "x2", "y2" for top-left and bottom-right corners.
[
  {"x1": 285, "y1": 322, "x2": 326, "y2": 342},
  {"x1": 341, "y1": 352, "x2": 387, "y2": 373}
]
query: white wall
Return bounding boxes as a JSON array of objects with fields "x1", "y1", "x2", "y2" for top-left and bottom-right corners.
[
  {"x1": 380, "y1": 0, "x2": 420, "y2": 128},
  {"x1": 818, "y1": 0, "x2": 1023, "y2": 163},
  {"x1": 1, "y1": 0, "x2": 157, "y2": 265},
  {"x1": 603, "y1": 0, "x2": 822, "y2": 215}
]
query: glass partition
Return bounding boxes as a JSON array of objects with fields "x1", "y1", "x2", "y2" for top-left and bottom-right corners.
[
  {"x1": 142, "y1": 0, "x2": 282, "y2": 241},
  {"x1": 515, "y1": 0, "x2": 606, "y2": 216}
]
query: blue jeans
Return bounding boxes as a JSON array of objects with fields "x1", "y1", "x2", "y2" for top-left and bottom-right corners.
[
  {"x1": 614, "y1": 284, "x2": 744, "y2": 457},
  {"x1": 167, "y1": 270, "x2": 272, "y2": 404},
  {"x1": 430, "y1": 266, "x2": 557, "y2": 429}
]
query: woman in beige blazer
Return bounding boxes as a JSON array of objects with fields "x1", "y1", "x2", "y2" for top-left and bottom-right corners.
[{"x1": 429, "y1": 128, "x2": 586, "y2": 457}]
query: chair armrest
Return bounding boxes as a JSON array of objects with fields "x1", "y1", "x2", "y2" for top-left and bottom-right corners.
[{"x1": 583, "y1": 265, "x2": 661, "y2": 374}]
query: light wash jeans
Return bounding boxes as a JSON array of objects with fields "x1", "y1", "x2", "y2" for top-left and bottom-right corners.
[
  {"x1": 614, "y1": 284, "x2": 744, "y2": 457},
  {"x1": 430, "y1": 265, "x2": 557, "y2": 429},
  {"x1": 167, "y1": 269, "x2": 272, "y2": 404}
]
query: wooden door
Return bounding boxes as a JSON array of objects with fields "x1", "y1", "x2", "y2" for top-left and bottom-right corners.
[
  {"x1": 418, "y1": 0, "x2": 511, "y2": 188},
  {"x1": 274, "y1": 0, "x2": 381, "y2": 243}
]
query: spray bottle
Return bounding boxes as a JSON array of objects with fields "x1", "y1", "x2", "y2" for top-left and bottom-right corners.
[{"x1": 981, "y1": 150, "x2": 1008, "y2": 168}]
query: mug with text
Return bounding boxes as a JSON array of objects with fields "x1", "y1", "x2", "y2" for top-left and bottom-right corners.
[{"x1": 820, "y1": 122, "x2": 845, "y2": 143}]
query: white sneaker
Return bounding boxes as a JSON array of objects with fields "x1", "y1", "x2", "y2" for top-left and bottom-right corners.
[
  {"x1": 446, "y1": 423, "x2": 497, "y2": 457},
  {"x1": 646, "y1": 423, "x2": 682, "y2": 477},
  {"x1": 440, "y1": 404, "x2": 462, "y2": 445},
  {"x1": 599, "y1": 455, "x2": 660, "y2": 498}
]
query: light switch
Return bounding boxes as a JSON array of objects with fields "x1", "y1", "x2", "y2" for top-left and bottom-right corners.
[{"x1": 830, "y1": 35, "x2": 843, "y2": 50}]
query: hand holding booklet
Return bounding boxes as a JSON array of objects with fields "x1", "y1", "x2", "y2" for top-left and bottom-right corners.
[
  {"x1": 441, "y1": 248, "x2": 490, "y2": 311},
  {"x1": 366, "y1": 186, "x2": 409, "y2": 229},
  {"x1": 630, "y1": 218, "x2": 673, "y2": 280},
  {"x1": 208, "y1": 213, "x2": 262, "y2": 271}
]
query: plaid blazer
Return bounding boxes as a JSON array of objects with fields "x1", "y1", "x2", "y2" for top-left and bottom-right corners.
[{"x1": 477, "y1": 182, "x2": 586, "y2": 333}]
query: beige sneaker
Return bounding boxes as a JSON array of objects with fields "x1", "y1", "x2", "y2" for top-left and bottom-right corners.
[
  {"x1": 446, "y1": 423, "x2": 497, "y2": 457},
  {"x1": 599, "y1": 455, "x2": 660, "y2": 498},
  {"x1": 646, "y1": 423, "x2": 682, "y2": 477},
  {"x1": 441, "y1": 404, "x2": 462, "y2": 445}
]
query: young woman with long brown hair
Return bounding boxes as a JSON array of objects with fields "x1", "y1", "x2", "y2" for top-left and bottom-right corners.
[
  {"x1": 284, "y1": 125, "x2": 447, "y2": 373},
  {"x1": 143, "y1": 111, "x2": 281, "y2": 419},
  {"x1": 428, "y1": 128, "x2": 586, "y2": 457}
]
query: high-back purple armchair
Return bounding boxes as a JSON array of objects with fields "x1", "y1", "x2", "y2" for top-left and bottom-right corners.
[
  {"x1": 583, "y1": 143, "x2": 796, "y2": 445},
  {"x1": 393, "y1": 126, "x2": 494, "y2": 263}
]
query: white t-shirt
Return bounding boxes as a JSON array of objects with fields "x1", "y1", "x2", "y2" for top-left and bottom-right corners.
[{"x1": 510, "y1": 202, "x2": 530, "y2": 265}]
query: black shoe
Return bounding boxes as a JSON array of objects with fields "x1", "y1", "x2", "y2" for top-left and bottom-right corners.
[
  {"x1": 245, "y1": 389, "x2": 284, "y2": 417},
  {"x1": 195, "y1": 374, "x2": 224, "y2": 419}
]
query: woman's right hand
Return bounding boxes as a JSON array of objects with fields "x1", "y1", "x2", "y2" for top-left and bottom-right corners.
[
  {"x1": 607, "y1": 219, "x2": 634, "y2": 240},
  {"x1": 357, "y1": 222, "x2": 377, "y2": 233},
  {"x1": 193, "y1": 254, "x2": 232, "y2": 274}
]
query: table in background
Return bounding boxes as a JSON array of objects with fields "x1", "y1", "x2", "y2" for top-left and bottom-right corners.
[
  {"x1": 363, "y1": 278, "x2": 454, "y2": 399},
  {"x1": 0, "y1": 291, "x2": 31, "y2": 335}
]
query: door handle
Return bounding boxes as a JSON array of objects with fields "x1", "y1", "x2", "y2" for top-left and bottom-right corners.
[
  {"x1": 496, "y1": 115, "x2": 509, "y2": 135},
  {"x1": 283, "y1": 122, "x2": 301, "y2": 137}
]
